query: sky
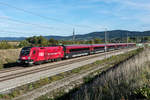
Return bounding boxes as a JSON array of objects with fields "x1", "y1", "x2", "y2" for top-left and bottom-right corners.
[{"x1": 0, "y1": 0, "x2": 150, "y2": 37}]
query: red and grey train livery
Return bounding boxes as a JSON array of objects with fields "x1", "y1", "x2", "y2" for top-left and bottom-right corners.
[{"x1": 17, "y1": 43, "x2": 136, "y2": 65}]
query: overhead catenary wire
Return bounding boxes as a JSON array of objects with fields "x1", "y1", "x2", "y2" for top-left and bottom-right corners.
[
  {"x1": 0, "y1": 2, "x2": 64, "y2": 23},
  {"x1": 0, "y1": 30, "x2": 44, "y2": 36},
  {"x1": 0, "y1": 1, "x2": 95, "y2": 29},
  {"x1": 0, "y1": 16, "x2": 94, "y2": 36},
  {"x1": 0, "y1": 16, "x2": 75, "y2": 35},
  {"x1": 0, "y1": 16, "x2": 55, "y2": 29},
  {"x1": 0, "y1": 30, "x2": 73, "y2": 37},
  {"x1": 0, "y1": 1, "x2": 106, "y2": 38}
]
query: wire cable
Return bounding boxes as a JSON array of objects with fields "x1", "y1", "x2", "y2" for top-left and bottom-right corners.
[
  {"x1": 0, "y1": 16, "x2": 55, "y2": 29},
  {"x1": 0, "y1": 1, "x2": 94, "y2": 29}
]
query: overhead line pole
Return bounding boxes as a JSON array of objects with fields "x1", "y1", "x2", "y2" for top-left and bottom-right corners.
[
  {"x1": 72, "y1": 28, "x2": 75, "y2": 43},
  {"x1": 105, "y1": 28, "x2": 107, "y2": 58},
  {"x1": 127, "y1": 32, "x2": 128, "y2": 48}
]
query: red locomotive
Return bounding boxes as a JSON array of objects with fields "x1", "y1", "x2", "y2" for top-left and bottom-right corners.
[
  {"x1": 17, "y1": 43, "x2": 136, "y2": 65},
  {"x1": 17, "y1": 46, "x2": 64, "y2": 65}
]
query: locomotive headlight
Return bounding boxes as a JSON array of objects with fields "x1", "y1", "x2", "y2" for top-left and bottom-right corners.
[
  {"x1": 28, "y1": 57, "x2": 31, "y2": 59},
  {"x1": 17, "y1": 60, "x2": 21, "y2": 63}
]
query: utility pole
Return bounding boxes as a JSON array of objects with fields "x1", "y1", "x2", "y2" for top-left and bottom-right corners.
[
  {"x1": 107, "y1": 30, "x2": 109, "y2": 43},
  {"x1": 72, "y1": 28, "x2": 75, "y2": 41},
  {"x1": 105, "y1": 28, "x2": 107, "y2": 58},
  {"x1": 121, "y1": 33, "x2": 123, "y2": 43},
  {"x1": 136, "y1": 36, "x2": 138, "y2": 43},
  {"x1": 127, "y1": 32, "x2": 128, "y2": 48},
  {"x1": 105, "y1": 28, "x2": 107, "y2": 51}
]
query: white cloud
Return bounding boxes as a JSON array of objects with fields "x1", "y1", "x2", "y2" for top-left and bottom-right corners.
[
  {"x1": 84, "y1": 0, "x2": 150, "y2": 10},
  {"x1": 1, "y1": 0, "x2": 150, "y2": 37}
]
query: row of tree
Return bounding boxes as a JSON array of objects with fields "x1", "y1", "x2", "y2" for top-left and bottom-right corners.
[
  {"x1": 18, "y1": 36, "x2": 103, "y2": 47},
  {"x1": 1, "y1": 36, "x2": 150, "y2": 49}
]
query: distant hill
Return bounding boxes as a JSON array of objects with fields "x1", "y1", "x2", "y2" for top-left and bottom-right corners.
[
  {"x1": 0, "y1": 30, "x2": 150, "y2": 41},
  {"x1": 0, "y1": 37, "x2": 25, "y2": 41},
  {"x1": 72, "y1": 30, "x2": 150, "y2": 40}
]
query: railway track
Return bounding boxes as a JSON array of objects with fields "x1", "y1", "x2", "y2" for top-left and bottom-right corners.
[
  {"x1": 0, "y1": 48, "x2": 137, "y2": 93},
  {"x1": 0, "y1": 67, "x2": 24, "y2": 73},
  {"x1": 0, "y1": 49, "x2": 120, "y2": 74},
  {"x1": 0, "y1": 48, "x2": 133, "y2": 82}
]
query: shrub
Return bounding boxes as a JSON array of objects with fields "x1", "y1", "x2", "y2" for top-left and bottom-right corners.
[
  {"x1": 18, "y1": 40, "x2": 31, "y2": 47},
  {"x1": 134, "y1": 85, "x2": 150, "y2": 99},
  {"x1": 0, "y1": 41, "x2": 14, "y2": 49}
]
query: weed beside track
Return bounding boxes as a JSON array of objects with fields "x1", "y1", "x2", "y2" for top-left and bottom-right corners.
[
  {"x1": 35, "y1": 48, "x2": 143, "y2": 100},
  {"x1": 0, "y1": 48, "x2": 141, "y2": 100}
]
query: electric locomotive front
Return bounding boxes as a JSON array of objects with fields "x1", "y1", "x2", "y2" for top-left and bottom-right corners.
[
  {"x1": 17, "y1": 46, "x2": 65, "y2": 66},
  {"x1": 17, "y1": 47, "x2": 34, "y2": 65}
]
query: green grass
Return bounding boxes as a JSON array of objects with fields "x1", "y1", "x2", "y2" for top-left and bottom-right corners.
[
  {"x1": 36, "y1": 48, "x2": 143, "y2": 100},
  {"x1": 0, "y1": 48, "x2": 143, "y2": 100},
  {"x1": 132, "y1": 63, "x2": 150, "y2": 99}
]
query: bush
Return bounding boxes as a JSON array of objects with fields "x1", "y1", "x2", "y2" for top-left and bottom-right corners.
[
  {"x1": 26, "y1": 36, "x2": 49, "y2": 46},
  {"x1": 18, "y1": 40, "x2": 31, "y2": 47},
  {"x1": 134, "y1": 85, "x2": 150, "y2": 99},
  {"x1": 0, "y1": 41, "x2": 14, "y2": 49}
]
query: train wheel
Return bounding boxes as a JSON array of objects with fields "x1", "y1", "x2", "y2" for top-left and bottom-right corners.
[
  {"x1": 65, "y1": 55, "x2": 69, "y2": 59},
  {"x1": 57, "y1": 58, "x2": 61, "y2": 61},
  {"x1": 51, "y1": 59, "x2": 55, "y2": 62},
  {"x1": 24, "y1": 63, "x2": 32, "y2": 67},
  {"x1": 44, "y1": 60, "x2": 49, "y2": 63},
  {"x1": 54, "y1": 59, "x2": 57, "y2": 62},
  {"x1": 28, "y1": 63, "x2": 33, "y2": 66},
  {"x1": 69, "y1": 55, "x2": 72, "y2": 59},
  {"x1": 88, "y1": 52, "x2": 91, "y2": 55},
  {"x1": 36, "y1": 61, "x2": 42, "y2": 65},
  {"x1": 48, "y1": 59, "x2": 51, "y2": 62}
]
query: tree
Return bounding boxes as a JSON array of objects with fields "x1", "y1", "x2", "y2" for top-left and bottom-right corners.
[
  {"x1": 26, "y1": 36, "x2": 38, "y2": 44},
  {"x1": 37, "y1": 36, "x2": 49, "y2": 46},
  {"x1": 49, "y1": 38, "x2": 59, "y2": 45},
  {"x1": 93, "y1": 38, "x2": 102, "y2": 44},
  {"x1": 18, "y1": 40, "x2": 31, "y2": 47},
  {"x1": 85, "y1": 40, "x2": 94, "y2": 44},
  {"x1": 26, "y1": 36, "x2": 49, "y2": 46}
]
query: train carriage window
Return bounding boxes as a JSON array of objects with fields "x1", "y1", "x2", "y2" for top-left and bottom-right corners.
[
  {"x1": 94, "y1": 47, "x2": 104, "y2": 50},
  {"x1": 70, "y1": 48, "x2": 89, "y2": 52},
  {"x1": 108, "y1": 46, "x2": 114, "y2": 48}
]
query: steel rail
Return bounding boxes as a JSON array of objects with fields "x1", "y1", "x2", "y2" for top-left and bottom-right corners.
[{"x1": 0, "y1": 48, "x2": 134, "y2": 82}]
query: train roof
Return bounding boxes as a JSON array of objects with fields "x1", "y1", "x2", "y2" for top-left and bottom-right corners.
[
  {"x1": 22, "y1": 43, "x2": 136, "y2": 50},
  {"x1": 22, "y1": 47, "x2": 32, "y2": 50},
  {"x1": 65, "y1": 44, "x2": 91, "y2": 49}
]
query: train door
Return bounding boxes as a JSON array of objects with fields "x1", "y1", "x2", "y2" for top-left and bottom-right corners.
[
  {"x1": 44, "y1": 48, "x2": 48, "y2": 61},
  {"x1": 31, "y1": 49, "x2": 37, "y2": 62}
]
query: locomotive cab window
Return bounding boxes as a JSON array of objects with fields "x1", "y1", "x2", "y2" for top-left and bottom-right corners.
[{"x1": 21, "y1": 47, "x2": 31, "y2": 56}]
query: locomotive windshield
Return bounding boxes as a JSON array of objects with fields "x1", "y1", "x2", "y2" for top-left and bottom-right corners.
[{"x1": 21, "y1": 47, "x2": 31, "y2": 56}]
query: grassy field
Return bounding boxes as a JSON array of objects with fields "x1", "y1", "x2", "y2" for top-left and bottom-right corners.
[
  {"x1": 7, "y1": 42, "x2": 20, "y2": 46},
  {"x1": 49, "y1": 48, "x2": 150, "y2": 100},
  {"x1": 0, "y1": 48, "x2": 142, "y2": 100},
  {"x1": 35, "y1": 48, "x2": 143, "y2": 100},
  {"x1": 0, "y1": 48, "x2": 21, "y2": 69}
]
